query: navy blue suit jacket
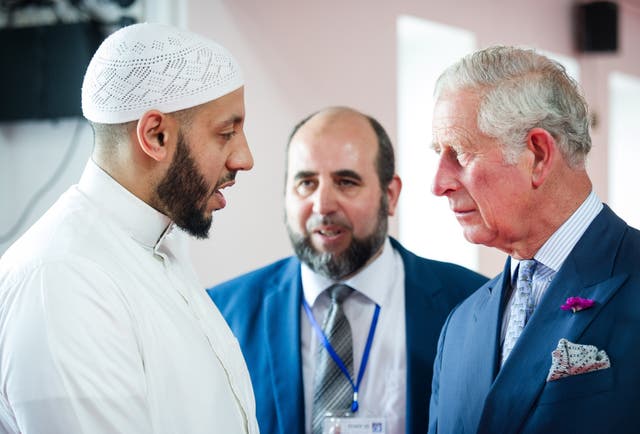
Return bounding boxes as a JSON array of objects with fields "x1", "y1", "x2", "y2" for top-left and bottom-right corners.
[
  {"x1": 208, "y1": 238, "x2": 487, "y2": 434},
  {"x1": 429, "y1": 205, "x2": 640, "y2": 434}
]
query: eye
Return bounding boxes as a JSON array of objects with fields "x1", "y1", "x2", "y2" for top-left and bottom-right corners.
[
  {"x1": 454, "y1": 148, "x2": 472, "y2": 166},
  {"x1": 295, "y1": 179, "x2": 317, "y2": 196},
  {"x1": 337, "y1": 178, "x2": 358, "y2": 188},
  {"x1": 220, "y1": 130, "x2": 237, "y2": 141},
  {"x1": 442, "y1": 144, "x2": 471, "y2": 166}
]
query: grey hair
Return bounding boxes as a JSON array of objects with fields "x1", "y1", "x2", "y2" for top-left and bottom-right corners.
[{"x1": 434, "y1": 46, "x2": 591, "y2": 169}]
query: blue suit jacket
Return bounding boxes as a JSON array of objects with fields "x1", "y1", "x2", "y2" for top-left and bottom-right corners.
[
  {"x1": 429, "y1": 205, "x2": 640, "y2": 434},
  {"x1": 208, "y1": 238, "x2": 487, "y2": 434}
]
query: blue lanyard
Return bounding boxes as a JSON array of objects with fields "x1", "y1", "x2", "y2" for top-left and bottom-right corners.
[{"x1": 302, "y1": 296, "x2": 381, "y2": 413}]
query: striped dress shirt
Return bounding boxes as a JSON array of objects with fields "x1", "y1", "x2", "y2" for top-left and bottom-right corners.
[{"x1": 501, "y1": 191, "x2": 603, "y2": 343}]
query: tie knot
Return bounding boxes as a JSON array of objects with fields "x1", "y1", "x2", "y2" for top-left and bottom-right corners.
[
  {"x1": 328, "y1": 284, "x2": 353, "y2": 304},
  {"x1": 518, "y1": 259, "x2": 537, "y2": 283}
]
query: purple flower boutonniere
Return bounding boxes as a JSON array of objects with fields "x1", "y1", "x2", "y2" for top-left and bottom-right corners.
[{"x1": 561, "y1": 297, "x2": 595, "y2": 313}]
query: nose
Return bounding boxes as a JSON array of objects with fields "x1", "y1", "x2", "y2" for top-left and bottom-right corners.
[
  {"x1": 229, "y1": 131, "x2": 254, "y2": 171},
  {"x1": 431, "y1": 149, "x2": 460, "y2": 197},
  {"x1": 312, "y1": 181, "x2": 338, "y2": 215}
]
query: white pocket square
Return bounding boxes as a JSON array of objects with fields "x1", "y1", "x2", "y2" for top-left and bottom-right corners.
[{"x1": 546, "y1": 338, "x2": 610, "y2": 382}]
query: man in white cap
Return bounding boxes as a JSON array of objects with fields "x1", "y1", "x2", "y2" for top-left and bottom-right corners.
[{"x1": 0, "y1": 23, "x2": 258, "y2": 434}]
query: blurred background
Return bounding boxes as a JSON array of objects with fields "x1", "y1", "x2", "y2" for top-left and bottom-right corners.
[{"x1": 1, "y1": 0, "x2": 639, "y2": 287}]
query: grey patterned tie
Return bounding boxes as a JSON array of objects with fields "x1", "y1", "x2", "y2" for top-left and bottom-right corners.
[
  {"x1": 312, "y1": 284, "x2": 354, "y2": 434},
  {"x1": 502, "y1": 259, "x2": 537, "y2": 365}
]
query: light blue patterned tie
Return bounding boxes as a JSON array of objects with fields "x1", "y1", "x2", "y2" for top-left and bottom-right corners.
[
  {"x1": 312, "y1": 284, "x2": 354, "y2": 434},
  {"x1": 502, "y1": 259, "x2": 537, "y2": 365}
]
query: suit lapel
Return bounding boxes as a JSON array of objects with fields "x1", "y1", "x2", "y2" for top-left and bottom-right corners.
[
  {"x1": 474, "y1": 277, "x2": 507, "y2": 379},
  {"x1": 472, "y1": 259, "x2": 511, "y2": 382},
  {"x1": 457, "y1": 259, "x2": 511, "y2": 432},
  {"x1": 478, "y1": 206, "x2": 630, "y2": 434},
  {"x1": 264, "y1": 261, "x2": 305, "y2": 433}
]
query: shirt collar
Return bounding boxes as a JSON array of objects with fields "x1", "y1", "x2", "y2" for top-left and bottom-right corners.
[
  {"x1": 301, "y1": 237, "x2": 394, "y2": 307},
  {"x1": 510, "y1": 190, "x2": 602, "y2": 278},
  {"x1": 77, "y1": 158, "x2": 173, "y2": 249}
]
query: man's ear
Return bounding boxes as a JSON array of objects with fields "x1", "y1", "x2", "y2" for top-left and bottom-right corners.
[
  {"x1": 527, "y1": 128, "x2": 557, "y2": 188},
  {"x1": 136, "y1": 110, "x2": 171, "y2": 162},
  {"x1": 386, "y1": 174, "x2": 403, "y2": 217}
]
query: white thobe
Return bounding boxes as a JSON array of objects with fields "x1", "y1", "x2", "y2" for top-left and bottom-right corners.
[{"x1": 0, "y1": 159, "x2": 259, "y2": 434}]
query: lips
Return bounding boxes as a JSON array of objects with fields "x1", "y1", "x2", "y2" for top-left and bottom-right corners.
[
  {"x1": 453, "y1": 208, "x2": 474, "y2": 214},
  {"x1": 210, "y1": 180, "x2": 235, "y2": 210},
  {"x1": 451, "y1": 208, "x2": 479, "y2": 225},
  {"x1": 212, "y1": 190, "x2": 227, "y2": 209},
  {"x1": 309, "y1": 225, "x2": 349, "y2": 252},
  {"x1": 216, "y1": 180, "x2": 236, "y2": 191},
  {"x1": 313, "y1": 226, "x2": 345, "y2": 237},
  {"x1": 450, "y1": 198, "x2": 475, "y2": 214},
  {"x1": 449, "y1": 198, "x2": 476, "y2": 215}
]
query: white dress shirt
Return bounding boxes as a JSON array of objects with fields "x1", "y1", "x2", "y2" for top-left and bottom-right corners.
[
  {"x1": 501, "y1": 191, "x2": 603, "y2": 343},
  {"x1": 0, "y1": 159, "x2": 258, "y2": 434},
  {"x1": 301, "y1": 237, "x2": 406, "y2": 434}
]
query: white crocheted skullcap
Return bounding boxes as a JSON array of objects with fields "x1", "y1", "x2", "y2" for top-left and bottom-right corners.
[{"x1": 82, "y1": 22, "x2": 243, "y2": 124}]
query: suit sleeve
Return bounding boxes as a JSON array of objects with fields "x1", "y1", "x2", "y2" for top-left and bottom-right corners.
[{"x1": 428, "y1": 308, "x2": 455, "y2": 434}]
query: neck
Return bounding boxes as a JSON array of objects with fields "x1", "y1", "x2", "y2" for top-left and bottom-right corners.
[
  {"x1": 509, "y1": 170, "x2": 592, "y2": 259},
  {"x1": 92, "y1": 145, "x2": 159, "y2": 207}
]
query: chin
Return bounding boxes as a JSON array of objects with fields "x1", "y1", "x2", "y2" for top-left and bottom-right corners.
[
  {"x1": 309, "y1": 243, "x2": 339, "y2": 256},
  {"x1": 312, "y1": 237, "x2": 351, "y2": 254},
  {"x1": 463, "y1": 228, "x2": 489, "y2": 246}
]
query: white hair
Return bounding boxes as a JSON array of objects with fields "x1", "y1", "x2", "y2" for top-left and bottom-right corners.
[{"x1": 435, "y1": 46, "x2": 591, "y2": 169}]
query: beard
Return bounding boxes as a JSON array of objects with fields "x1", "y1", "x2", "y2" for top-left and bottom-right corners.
[
  {"x1": 154, "y1": 131, "x2": 234, "y2": 239},
  {"x1": 287, "y1": 194, "x2": 389, "y2": 280}
]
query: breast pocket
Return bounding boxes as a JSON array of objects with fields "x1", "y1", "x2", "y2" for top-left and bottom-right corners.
[{"x1": 537, "y1": 367, "x2": 613, "y2": 405}]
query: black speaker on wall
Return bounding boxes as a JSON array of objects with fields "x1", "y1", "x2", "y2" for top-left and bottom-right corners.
[
  {"x1": 576, "y1": 1, "x2": 619, "y2": 53},
  {"x1": 0, "y1": 22, "x2": 103, "y2": 121}
]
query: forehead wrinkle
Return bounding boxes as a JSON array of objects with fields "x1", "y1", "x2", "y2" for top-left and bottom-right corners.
[{"x1": 435, "y1": 122, "x2": 479, "y2": 152}]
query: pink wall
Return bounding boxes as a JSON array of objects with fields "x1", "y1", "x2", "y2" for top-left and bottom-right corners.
[{"x1": 186, "y1": 0, "x2": 640, "y2": 284}]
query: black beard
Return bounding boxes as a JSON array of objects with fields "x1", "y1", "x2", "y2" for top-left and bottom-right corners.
[
  {"x1": 287, "y1": 195, "x2": 389, "y2": 280},
  {"x1": 155, "y1": 132, "x2": 212, "y2": 239}
]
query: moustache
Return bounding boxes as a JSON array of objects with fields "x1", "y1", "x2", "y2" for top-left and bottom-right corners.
[
  {"x1": 215, "y1": 171, "x2": 237, "y2": 189},
  {"x1": 305, "y1": 214, "x2": 352, "y2": 232}
]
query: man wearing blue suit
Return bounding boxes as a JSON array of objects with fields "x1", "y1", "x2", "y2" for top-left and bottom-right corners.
[
  {"x1": 428, "y1": 46, "x2": 640, "y2": 434},
  {"x1": 209, "y1": 107, "x2": 487, "y2": 434}
]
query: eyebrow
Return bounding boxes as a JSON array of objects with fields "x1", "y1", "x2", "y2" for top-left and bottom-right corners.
[
  {"x1": 214, "y1": 115, "x2": 244, "y2": 129},
  {"x1": 333, "y1": 169, "x2": 362, "y2": 181},
  {"x1": 292, "y1": 169, "x2": 363, "y2": 182},
  {"x1": 293, "y1": 170, "x2": 317, "y2": 181}
]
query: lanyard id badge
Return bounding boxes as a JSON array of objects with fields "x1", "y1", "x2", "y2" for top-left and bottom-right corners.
[
  {"x1": 302, "y1": 297, "x2": 381, "y2": 413},
  {"x1": 323, "y1": 415, "x2": 386, "y2": 434}
]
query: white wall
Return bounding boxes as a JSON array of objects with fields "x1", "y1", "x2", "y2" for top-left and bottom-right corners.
[
  {"x1": 2, "y1": 0, "x2": 640, "y2": 286},
  {"x1": 0, "y1": 120, "x2": 93, "y2": 249},
  {"x1": 397, "y1": 17, "x2": 479, "y2": 271},
  {"x1": 609, "y1": 72, "x2": 640, "y2": 228}
]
